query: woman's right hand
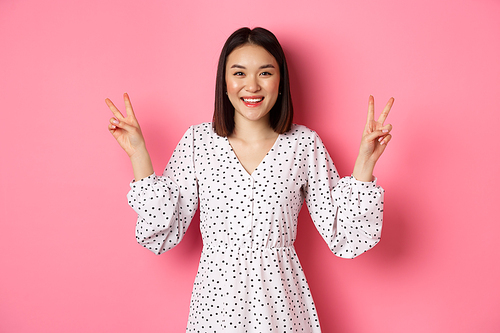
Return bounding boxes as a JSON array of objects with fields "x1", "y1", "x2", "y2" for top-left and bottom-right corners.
[{"x1": 106, "y1": 93, "x2": 146, "y2": 158}]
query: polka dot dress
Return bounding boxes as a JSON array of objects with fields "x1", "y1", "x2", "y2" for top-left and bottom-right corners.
[{"x1": 128, "y1": 123, "x2": 384, "y2": 332}]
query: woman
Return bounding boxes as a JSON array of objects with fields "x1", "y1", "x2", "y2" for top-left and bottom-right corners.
[{"x1": 107, "y1": 27, "x2": 393, "y2": 332}]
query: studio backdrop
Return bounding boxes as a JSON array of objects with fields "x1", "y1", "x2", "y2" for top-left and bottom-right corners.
[{"x1": 1, "y1": 0, "x2": 499, "y2": 332}]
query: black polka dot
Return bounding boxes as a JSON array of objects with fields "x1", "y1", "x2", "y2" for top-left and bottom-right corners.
[{"x1": 127, "y1": 123, "x2": 384, "y2": 332}]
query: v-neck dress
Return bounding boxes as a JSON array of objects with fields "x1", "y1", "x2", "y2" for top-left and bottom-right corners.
[{"x1": 127, "y1": 122, "x2": 384, "y2": 332}]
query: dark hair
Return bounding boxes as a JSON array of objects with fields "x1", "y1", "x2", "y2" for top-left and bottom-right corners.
[{"x1": 212, "y1": 27, "x2": 293, "y2": 137}]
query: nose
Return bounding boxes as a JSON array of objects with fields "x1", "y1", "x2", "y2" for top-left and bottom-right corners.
[{"x1": 245, "y1": 75, "x2": 260, "y2": 93}]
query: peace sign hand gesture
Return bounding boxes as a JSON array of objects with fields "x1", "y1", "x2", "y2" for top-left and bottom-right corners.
[
  {"x1": 352, "y1": 95, "x2": 394, "y2": 181},
  {"x1": 107, "y1": 93, "x2": 146, "y2": 158},
  {"x1": 107, "y1": 93, "x2": 154, "y2": 181}
]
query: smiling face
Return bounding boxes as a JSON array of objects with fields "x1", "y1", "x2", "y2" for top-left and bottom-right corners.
[{"x1": 225, "y1": 44, "x2": 280, "y2": 127}]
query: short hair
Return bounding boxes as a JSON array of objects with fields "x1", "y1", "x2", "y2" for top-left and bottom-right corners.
[{"x1": 212, "y1": 27, "x2": 293, "y2": 137}]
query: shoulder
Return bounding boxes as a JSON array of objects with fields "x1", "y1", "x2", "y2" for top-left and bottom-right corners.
[
  {"x1": 282, "y1": 124, "x2": 320, "y2": 142},
  {"x1": 282, "y1": 124, "x2": 331, "y2": 159},
  {"x1": 182, "y1": 122, "x2": 215, "y2": 138},
  {"x1": 182, "y1": 122, "x2": 224, "y2": 146},
  {"x1": 189, "y1": 122, "x2": 213, "y2": 133}
]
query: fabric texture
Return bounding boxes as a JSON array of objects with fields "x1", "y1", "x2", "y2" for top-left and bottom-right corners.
[{"x1": 127, "y1": 122, "x2": 384, "y2": 332}]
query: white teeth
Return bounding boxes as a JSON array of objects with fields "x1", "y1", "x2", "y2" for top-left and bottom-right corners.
[{"x1": 243, "y1": 98, "x2": 263, "y2": 103}]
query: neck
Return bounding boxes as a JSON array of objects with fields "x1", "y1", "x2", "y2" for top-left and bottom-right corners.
[{"x1": 231, "y1": 114, "x2": 276, "y2": 142}]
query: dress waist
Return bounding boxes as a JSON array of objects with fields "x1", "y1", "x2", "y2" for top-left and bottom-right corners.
[{"x1": 203, "y1": 242, "x2": 295, "y2": 252}]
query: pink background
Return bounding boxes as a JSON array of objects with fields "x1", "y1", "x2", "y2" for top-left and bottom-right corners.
[{"x1": 1, "y1": 0, "x2": 499, "y2": 332}]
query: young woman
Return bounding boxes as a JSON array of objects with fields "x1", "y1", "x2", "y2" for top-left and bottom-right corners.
[{"x1": 107, "y1": 27, "x2": 393, "y2": 333}]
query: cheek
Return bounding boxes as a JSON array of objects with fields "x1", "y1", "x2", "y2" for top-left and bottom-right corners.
[
  {"x1": 225, "y1": 78, "x2": 240, "y2": 108},
  {"x1": 225, "y1": 76, "x2": 239, "y2": 94},
  {"x1": 226, "y1": 82, "x2": 238, "y2": 94},
  {"x1": 266, "y1": 77, "x2": 281, "y2": 95}
]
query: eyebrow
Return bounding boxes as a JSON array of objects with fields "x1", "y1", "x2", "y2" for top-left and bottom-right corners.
[{"x1": 230, "y1": 64, "x2": 276, "y2": 69}]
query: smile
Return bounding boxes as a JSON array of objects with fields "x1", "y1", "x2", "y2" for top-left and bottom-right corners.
[
  {"x1": 241, "y1": 97, "x2": 265, "y2": 107},
  {"x1": 241, "y1": 97, "x2": 264, "y2": 103}
]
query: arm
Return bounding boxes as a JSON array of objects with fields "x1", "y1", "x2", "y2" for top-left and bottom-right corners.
[
  {"x1": 304, "y1": 132, "x2": 384, "y2": 258},
  {"x1": 305, "y1": 96, "x2": 393, "y2": 257},
  {"x1": 107, "y1": 94, "x2": 199, "y2": 254},
  {"x1": 127, "y1": 127, "x2": 199, "y2": 255}
]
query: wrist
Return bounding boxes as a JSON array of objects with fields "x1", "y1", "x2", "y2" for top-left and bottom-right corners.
[
  {"x1": 352, "y1": 156, "x2": 375, "y2": 182},
  {"x1": 129, "y1": 147, "x2": 154, "y2": 182},
  {"x1": 129, "y1": 145, "x2": 150, "y2": 161}
]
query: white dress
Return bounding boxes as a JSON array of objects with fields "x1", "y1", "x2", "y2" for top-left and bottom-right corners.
[{"x1": 127, "y1": 123, "x2": 384, "y2": 332}]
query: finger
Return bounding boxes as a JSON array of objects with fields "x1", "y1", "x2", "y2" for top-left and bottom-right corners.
[
  {"x1": 381, "y1": 123, "x2": 393, "y2": 133},
  {"x1": 379, "y1": 134, "x2": 392, "y2": 145},
  {"x1": 109, "y1": 117, "x2": 119, "y2": 128},
  {"x1": 366, "y1": 95, "x2": 375, "y2": 123},
  {"x1": 369, "y1": 123, "x2": 392, "y2": 135},
  {"x1": 105, "y1": 98, "x2": 125, "y2": 120},
  {"x1": 364, "y1": 128, "x2": 391, "y2": 143},
  {"x1": 109, "y1": 117, "x2": 135, "y2": 132},
  {"x1": 377, "y1": 97, "x2": 394, "y2": 124},
  {"x1": 123, "y1": 93, "x2": 136, "y2": 118}
]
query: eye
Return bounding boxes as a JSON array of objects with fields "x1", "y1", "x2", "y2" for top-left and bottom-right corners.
[
  {"x1": 233, "y1": 71, "x2": 245, "y2": 76},
  {"x1": 260, "y1": 72, "x2": 272, "y2": 76}
]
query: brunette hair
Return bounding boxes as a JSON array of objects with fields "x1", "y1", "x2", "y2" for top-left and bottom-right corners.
[{"x1": 212, "y1": 27, "x2": 293, "y2": 137}]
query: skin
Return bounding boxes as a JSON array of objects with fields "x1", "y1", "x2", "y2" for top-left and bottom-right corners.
[
  {"x1": 106, "y1": 94, "x2": 153, "y2": 181},
  {"x1": 224, "y1": 44, "x2": 281, "y2": 175},
  {"x1": 107, "y1": 45, "x2": 393, "y2": 182},
  {"x1": 352, "y1": 95, "x2": 393, "y2": 181}
]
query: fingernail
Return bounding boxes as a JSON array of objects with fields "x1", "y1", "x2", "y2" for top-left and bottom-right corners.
[
  {"x1": 382, "y1": 129, "x2": 389, "y2": 133},
  {"x1": 378, "y1": 137, "x2": 384, "y2": 142},
  {"x1": 112, "y1": 119, "x2": 119, "y2": 125}
]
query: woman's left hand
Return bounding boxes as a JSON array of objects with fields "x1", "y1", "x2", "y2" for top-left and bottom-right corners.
[{"x1": 352, "y1": 95, "x2": 394, "y2": 181}]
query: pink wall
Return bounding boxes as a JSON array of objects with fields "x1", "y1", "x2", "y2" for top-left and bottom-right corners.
[{"x1": 1, "y1": 0, "x2": 499, "y2": 332}]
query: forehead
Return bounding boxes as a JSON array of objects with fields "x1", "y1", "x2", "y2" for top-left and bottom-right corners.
[{"x1": 226, "y1": 44, "x2": 278, "y2": 68}]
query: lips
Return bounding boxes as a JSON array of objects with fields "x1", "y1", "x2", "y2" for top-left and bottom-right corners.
[{"x1": 241, "y1": 96, "x2": 264, "y2": 107}]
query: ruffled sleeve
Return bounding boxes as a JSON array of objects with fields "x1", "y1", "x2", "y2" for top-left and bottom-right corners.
[
  {"x1": 127, "y1": 127, "x2": 199, "y2": 255},
  {"x1": 303, "y1": 131, "x2": 384, "y2": 258}
]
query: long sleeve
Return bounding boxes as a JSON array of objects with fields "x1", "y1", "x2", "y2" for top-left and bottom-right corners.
[
  {"x1": 303, "y1": 131, "x2": 384, "y2": 258},
  {"x1": 127, "y1": 127, "x2": 199, "y2": 255}
]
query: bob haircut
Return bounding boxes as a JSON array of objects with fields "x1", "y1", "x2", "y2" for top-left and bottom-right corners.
[{"x1": 212, "y1": 27, "x2": 293, "y2": 137}]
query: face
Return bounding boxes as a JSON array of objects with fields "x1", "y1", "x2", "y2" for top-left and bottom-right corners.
[{"x1": 225, "y1": 44, "x2": 280, "y2": 126}]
